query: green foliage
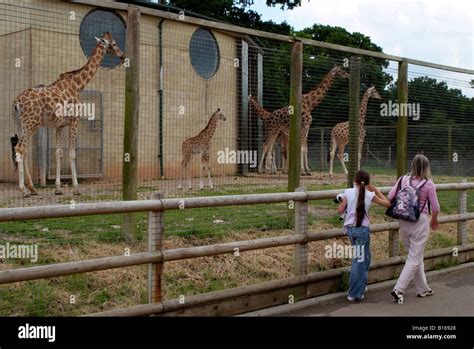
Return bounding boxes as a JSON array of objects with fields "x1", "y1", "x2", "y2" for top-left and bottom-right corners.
[{"x1": 387, "y1": 77, "x2": 474, "y2": 160}]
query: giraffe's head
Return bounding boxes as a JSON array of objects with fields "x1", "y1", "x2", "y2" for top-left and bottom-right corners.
[
  {"x1": 367, "y1": 86, "x2": 382, "y2": 100},
  {"x1": 214, "y1": 108, "x2": 226, "y2": 122},
  {"x1": 330, "y1": 65, "x2": 350, "y2": 79},
  {"x1": 95, "y1": 32, "x2": 125, "y2": 62}
]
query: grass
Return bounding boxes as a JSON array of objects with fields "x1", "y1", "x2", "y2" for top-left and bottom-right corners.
[{"x1": 432, "y1": 257, "x2": 458, "y2": 270}]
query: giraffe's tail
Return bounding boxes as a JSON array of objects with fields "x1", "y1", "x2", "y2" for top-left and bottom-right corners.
[
  {"x1": 11, "y1": 102, "x2": 21, "y2": 172},
  {"x1": 11, "y1": 134, "x2": 18, "y2": 171}
]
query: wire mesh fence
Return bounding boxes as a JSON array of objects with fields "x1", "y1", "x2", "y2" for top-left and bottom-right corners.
[{"x1": 0, "y1": 0, "x2": 473, "y2": 315}]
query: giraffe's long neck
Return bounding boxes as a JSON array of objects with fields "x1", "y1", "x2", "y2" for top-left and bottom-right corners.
[
  {"x1": 249, "y1": 96, "x2": 271, "y2": 119},
  {"x1": 75, "y1": 44, "x2": 106, "y2": 91},
  {"x1": 303, "y1": 72, "x2": 336, "y2": 112},
  {"x1": 53, "y1": 44, "x2": 106, "y2": 93},
  {"x1": 199, "y1": 114, "x2": 219, "y2": 140},
  {"x1": 358, "y1": 91, "x2": 371, "y2": 126}
]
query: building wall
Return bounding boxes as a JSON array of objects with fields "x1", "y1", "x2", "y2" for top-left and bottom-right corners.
[
  {"x1": 0, "y1": 0, "x2": 238, "y2": 183},
  {"x1": 0, "y1": 29, "x2": 32, "y2": 182}
]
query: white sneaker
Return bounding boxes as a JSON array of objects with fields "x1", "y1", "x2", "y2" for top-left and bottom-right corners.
[
  {"x1": 391, "y1": 289, "x2": 404, "y2": 304},
  {"x1": 417, "y1": 289, "x2": 435, "y2": 298},
  {"x1": 347, "y1": 295, "x2": 364, "y2": 302}
]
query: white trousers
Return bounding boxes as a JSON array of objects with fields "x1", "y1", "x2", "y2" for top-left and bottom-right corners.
[{"x1": 395, "y1": 214, "x2": 430, "y2": 294}]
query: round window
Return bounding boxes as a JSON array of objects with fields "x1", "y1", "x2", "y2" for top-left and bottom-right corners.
[
  {"x1": 189, "y1": 28, "x2": 220, "y2": 79},
  {"x1": 79, "y1": 9, "x2": 126, "y2": 69}
]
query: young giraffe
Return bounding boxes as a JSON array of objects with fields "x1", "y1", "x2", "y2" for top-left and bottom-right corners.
[
  {"x1": 11, "y1": 32, "x2": 125, "y2": 197},
  {"x1": 178, "y1": 108, "x2": 226, "y2": 190},
  {"x1": 250, "y1": 65, "x2": 349, "y2": 175},
  {"x1": 329, "y1": 86, "x2": 382, "y2": 175},
  {"x1": 248, "y1": 95, "x2": 288, "y2": 173}
]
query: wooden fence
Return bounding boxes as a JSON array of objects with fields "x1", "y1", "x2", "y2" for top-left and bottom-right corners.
[{"x1": 0, "y1": 181, "x2": 472, "y2": 315}]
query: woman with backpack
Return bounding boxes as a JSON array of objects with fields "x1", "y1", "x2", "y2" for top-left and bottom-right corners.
[
  {"x1": 337, "y1": 170, "x2": 391, "y2": 301},
  {"x1": 388, "y1": 154, "x2": 440, "y2": 304}
]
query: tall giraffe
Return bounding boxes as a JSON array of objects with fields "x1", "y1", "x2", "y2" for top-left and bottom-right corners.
[
  {"x1": 178, "y1": 108, "x2": 226, "y2": 190},
  {"x1": 250, "y1": 65, "x2": 349, "y2": 175},
  {"x1": 329, "y1": 86, "x2": 382, "y2": 175},
  {"x1": 299, "y1": 65, "x2": 350, "y2": 174},
  {"x1": 11, "y1": 32, "x2": 124, "y2": 197}
]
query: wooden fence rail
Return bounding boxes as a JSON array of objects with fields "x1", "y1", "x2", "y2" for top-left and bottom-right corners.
[
  {"x1": 0, "y1": 182, "x2": 472, "y2": 222},
  {"x1": 0, "y1": 181, "x2": 472, "y2": 314}
]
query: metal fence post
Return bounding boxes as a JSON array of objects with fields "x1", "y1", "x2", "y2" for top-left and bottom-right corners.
[
  {"x1": 148, "y1": 192, "x2": 164, "y2": 303},
  {"x1": 457, "y1": 179, "x2": 468, "y2": 245},
  {"x1": 294, "y1": 187, "x2": 308, "y2": 275}
]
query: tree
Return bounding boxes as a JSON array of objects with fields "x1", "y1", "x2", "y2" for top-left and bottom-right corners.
[{"x1": 387, "y1": 76, "x2": 474, "y2": 160}]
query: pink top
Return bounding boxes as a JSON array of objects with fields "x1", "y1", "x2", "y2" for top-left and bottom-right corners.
[{"x1": 388, "y1": 175, "x2": 440, "y2": 214}]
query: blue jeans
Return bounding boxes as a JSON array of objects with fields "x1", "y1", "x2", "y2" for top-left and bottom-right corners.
[{"x1": 347, "y1": 226, "x2": 371, "y2": 299}]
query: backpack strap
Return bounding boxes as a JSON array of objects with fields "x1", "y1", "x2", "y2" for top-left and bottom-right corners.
[
  {"x1": 394, "y1": 175, "x2": 403, "y2": 195},
  {"x1": 418, "y1": 178, "x2": 430, "y2": 213},
  {"x1": 416, "y1": 178, "x2": 429, "y2": 191}
]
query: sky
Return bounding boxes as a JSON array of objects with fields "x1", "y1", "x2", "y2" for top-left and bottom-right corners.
[
  {"x1": 251, "y1": 0, "x2": 473, "y2": 69},
  {"x1": 249, "y1": 0, "x2": 473, "y2": 95},
  {"x1": 155, "y1": 0, "x2": 473, "y2": 95}
]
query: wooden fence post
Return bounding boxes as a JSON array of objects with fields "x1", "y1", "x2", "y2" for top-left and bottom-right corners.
[
  {"x1": 123, "y1": 6, "x2": 140, "y2": 242},
  {"x1": 347, "y1": 56, "x2": 361, "y2": 188},
  {"x1": 457, "y1": 179, "x2": 468, "y2": 245},
  {"x1": 287, "y1": 40, "x2": 302, "y2": 194},
  {"x1": 294, "y1": 187, "x2": 308, "y2": 275},
  {"x1": 148, "y1": 192, "x2": 164, "y2": 303},
  {"x1": 397, "y1": 60, "x2": 408, "y2": 177}
]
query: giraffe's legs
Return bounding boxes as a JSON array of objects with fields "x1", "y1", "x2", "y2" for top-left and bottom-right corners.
[
  {"x1": 202, "y1": 150, "x2": 213, "y2": 189},
  {"x1": 259, "y1": 132, "x2": 279, "y2": 174},
  {"x1": 337, "y1": 144, "x2": 349, "y2": 175},
  {"x1": 329, "y1": 136, "x2": 337, "y2": 176},
  {"x1": 199, "y1": 155, "x2": 205, "y2": 190},
  {"x1": 55, "y1": 127, "x2": 65, "y2": 195},
  {"x1": 23, "y1": 149, "x2": 37, "y2": 195},
  {"x1": 69, "y1": 120, "x2": 80, "y2": 195},
  {"x1": 15, "y1": 129, "x2": 36, "y2": 197},
  {"x1": 179, "y1": 152, "x2": 192, "y2": 190},
  {"x1": 271, "y1": 146, "x2": 276, "y2": 173},
  {"x1": 267, "y1": 142, "x2": 276, "y2": 174},
  {"x1": 16, "y1": 150, "x2": 29, "y2": 197},
  {"x1": 301, "y1": 127, "x2": 311, "y2": 175},
  {"x1": 281, "y1": 135, "x2": 288, "y2": 173}
]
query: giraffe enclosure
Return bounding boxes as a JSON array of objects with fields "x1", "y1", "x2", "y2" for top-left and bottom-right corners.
[
  {"x1": 0, "y1": 0, "x2": 473, "y2": 316},
  {"x1": 1, "y1": 1, "x2": 473, "y2": 208}
]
